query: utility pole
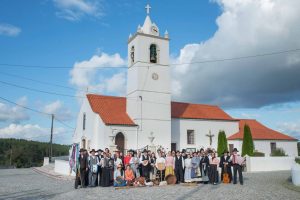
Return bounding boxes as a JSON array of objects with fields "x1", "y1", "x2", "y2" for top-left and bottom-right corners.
[
  {"x1": 49, "y1": 114, "x2": 54, "y2": 163},
  {"x1": 9, "y1": 145, "x2": 12, "y2": 166}
]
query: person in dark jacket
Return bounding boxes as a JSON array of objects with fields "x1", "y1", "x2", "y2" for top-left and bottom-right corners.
[
  {"x1": 219, "y1": 150, "x2": 232, "y2": 183},
  {"x1": 174, "y1": 151, "x2": 184, "y2": 184},
  {"x1": 79, "y1": 148, "x2": 88, "y2": 188}
]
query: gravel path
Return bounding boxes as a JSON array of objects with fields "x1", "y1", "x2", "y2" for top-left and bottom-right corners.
[{"x1": 0, "y1": 169, "x2": 299, "y2": 200}]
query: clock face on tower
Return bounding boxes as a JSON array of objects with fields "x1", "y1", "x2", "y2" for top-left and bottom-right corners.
[
  {"x1": 152, "y1": 72, "x2": 159, "y2": 80},
  {"x1": 151, "y1": 25, "x2": 159, "y2": 36}
]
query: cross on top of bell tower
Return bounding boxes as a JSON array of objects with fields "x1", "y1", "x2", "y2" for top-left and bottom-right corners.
[{"x1": 145, "y1": 4, "x2": 151, "y2": 15}]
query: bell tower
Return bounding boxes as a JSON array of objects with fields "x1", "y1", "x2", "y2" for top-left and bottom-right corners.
[{"x1": 126, "y1": 4, "x2": 171, "y2": 150}]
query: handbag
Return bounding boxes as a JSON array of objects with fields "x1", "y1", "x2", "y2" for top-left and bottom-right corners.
[{"x1": 92, "y1": 164, "x2": 98, "y2": 173}]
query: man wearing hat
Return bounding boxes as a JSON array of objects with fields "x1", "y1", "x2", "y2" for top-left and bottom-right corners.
[
  {"x1": 96, "y1": 149, "x2": 103, "y2": 186},
  {"x1": 230, "y1": 148, "x2": 244, "y2": 185},
  {"x1": 79, "y1": 148, "x2": 88, "y2": 188},
  {"x1": 219, "y1": 150, "x2": 232, "y2": 183},
  {"x1": 174, "y1": 151, "x2": 184, "y2": 184},
  {"x1": 88, "y1": 149, "x2": 100, "y2": 187}
]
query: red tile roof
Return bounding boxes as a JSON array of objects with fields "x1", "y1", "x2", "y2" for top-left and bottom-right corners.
[
  {"x1": 86, "y1": 94, "x2": 136, "y2": 126},
  {"x1": 171, "y1": 101, "x2": 234, "y2": 121},
  {"x1": 228, "y1": 119, "x2": 297, "y2": 141}
]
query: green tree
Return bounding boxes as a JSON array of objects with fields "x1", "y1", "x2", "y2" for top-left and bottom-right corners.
[
  {"x1": 217, "y1": 130, "x2": 228, "y2": 156},
  {"x1": 242, "y1": 124, "x2": 254, "y2": 156}
]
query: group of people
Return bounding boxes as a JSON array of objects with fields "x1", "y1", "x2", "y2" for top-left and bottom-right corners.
[{"x1": 75, "y1": 146, "x2": 244, "y2": 189}]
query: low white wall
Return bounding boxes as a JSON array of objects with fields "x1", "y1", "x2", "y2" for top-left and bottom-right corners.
[
  {"x1": 43, "y1": 157, "x2": 49, "y2": 166},
  {"x1": 291, "y1": 163, "x2": 300, "y2": 186},
  {"x1": 246, "y1": 156, "x2": 296, "y2": 172},
  {"x1": 54, "y1": 160, "x2": 75, "y2": 176}
]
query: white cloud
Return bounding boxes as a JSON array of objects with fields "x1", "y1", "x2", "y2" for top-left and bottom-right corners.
[
  {"x1": 0, "y1": 97, "x2": 29, "y2": 123},
  {"x1": 0, "y1": 23, "x2": 21, "y2": 37},
  {"x1": 69, "y1": 52, "x2": 127, "y2": 97},
  {"x1": 277, "y1": 121, "x2": 300, "y2": 140},
  {"x1": 105, "y1": 72, "x2": 126, "y2": 95},
  {"x1": 172, "y1": 0, "x2": 300, "y2": 108},
  {"x1": 53, "y1": 0, "x2": 104, "y2": 21},
  {"x1": 0, "y1": 123, "x2": 67, "y2": 142},
  {"x1": 43, "y1": 100, "x2": 73, "y2": 121}
]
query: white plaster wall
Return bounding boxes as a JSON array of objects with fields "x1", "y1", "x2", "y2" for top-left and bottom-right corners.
[
  {"x1": 54, "y1": 160, "x2": 75, "y2": 176},
  {"x1": 72, "y1": 98, "x2": 100, "y2": 150},
  {"x1": 228, "y1": 140, "x2": 298, "y2": 157},
  {"x1": 103, "y1": 125, "x2": 138, "y2": 150},
  {"x1": 246, "y1": 156, "x2": 296, "y2": 172},
  {"x1": 172, "y1": 118, "x2": 239, "y2": 151}
]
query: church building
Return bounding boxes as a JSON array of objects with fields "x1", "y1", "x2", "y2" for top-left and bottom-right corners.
[{"x1": 72, "y1": 5, "x2": 298, "y2": 156}]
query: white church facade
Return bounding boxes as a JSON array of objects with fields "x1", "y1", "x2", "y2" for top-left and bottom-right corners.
[{"x1": 73, "y1": 5, "x2": 298, "y2": 156}]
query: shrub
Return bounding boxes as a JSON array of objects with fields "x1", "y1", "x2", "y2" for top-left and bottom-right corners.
[
  {"x1": 271, "y1": 148, "x2": 287, "y2": 157},
  {"x1": 217, "y1": 130, "x2": 228, "y2": 155},
  {"x1": 252, "y1": 151, "x2": 265, "y2": 157},
  {"x1": 295, "y1": 157, "x2": 300, "y2": 164},
  {"x1": 242, "y1": 124, "x2": 254, "y2": 156}
]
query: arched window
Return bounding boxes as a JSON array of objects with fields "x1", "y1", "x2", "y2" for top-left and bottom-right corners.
[
  {"x1": 83, "y1": 113, "x2": 86, "y2": 130},
  {"x1": 130, "y1": 46, "x2": 135, "y2": 64},
  {"x1": 150, "y1": 44, "x2": 157, "y2": 63}
]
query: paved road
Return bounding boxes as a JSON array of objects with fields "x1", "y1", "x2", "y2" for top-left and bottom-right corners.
[{"x1": 0, "y1": 169, "x2": 299, "y2": 200}]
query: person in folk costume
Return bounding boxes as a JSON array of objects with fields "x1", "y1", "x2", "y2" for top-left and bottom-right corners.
[
  {"x1": 191, "y1": 152, "x2": 200, "y2": 178},
  {"x1": 114, "y1": 164, "x2": 127, "y2": 187},
  {"x1": 96, "y1": 149, "x2": 103, "y2": 187},
  {"x1": 165, "y1": 151, "x2": 175, "y2": 177},
  {"x1": 174, "y1": 151, "x2": 185, "y2": 184},
  {"x1": 99, "y1": 152, "x2": 112, "y2": 187},
  {"x1": 149, "y1": 152, "x2": 157, "y2": 180},
  {"x1": 209, "y1": 152, "x2": 220, "y2": 185},
  {"x1": 140, "y1": 149, "x2": 151, "y2": 181},
  {"x1": 114, "y1": 151, "x2": 123, "y2": 172},
  {"x1": 137, "y1": 151, "x2": 143, "y2": 177},
  {"x1": 78, "y1": 148, "x2": 88, "y2": 188},
  {"x1": 231, "y1": 148, "x2": 244, "y2": 185},
  {"x1": 83, "y1": 149, "x2": 89, "y2": 186},
  {"x1": 184, "y1": 153, "x2": 192, "y2": 182},
  {"x1": 129, "y1": 151, "x2": 140, "y2": 178},
  {"x1": 199, "y1": 149, "x2": 209, "y2": 184},
  {"x1": 124, "y1": 150, "x2": 132, "y2": 167},
  {"x1": 88, "y1": 149, "x2": 100, "y2": 187},
  {"x1": 125, "y1": 164, "x2": 135, "y2": 186},
  {"x1": 155, "y1": 151, "x2": 166, "y2": 181},
  {"x1": 108, "y1": 152, "x2": 115, "y2": 185},
  {"x1": 219, "y1": 150, "x2": 232, "y2": 183}
]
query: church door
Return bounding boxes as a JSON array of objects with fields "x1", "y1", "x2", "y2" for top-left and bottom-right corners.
[{"x1": 115, "y1": 132, "x2": 125, "y2": 152}]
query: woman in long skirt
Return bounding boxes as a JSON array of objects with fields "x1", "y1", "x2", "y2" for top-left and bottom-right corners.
[
  {"x1": 100, "y1": 153, "x2": 112, "y2": 187},
  {"x1": 129, "y1": 152, "x2": 140, "y2": 178},
  {"x1": 184, "y1": 153, "x2": 192, "y2": 182},
  {"x1": 165, "y1": 151, "x2": 175, "y2": 178},
  {"x1": 191, "y1": 152, "x2": 200, "y2": 178}
]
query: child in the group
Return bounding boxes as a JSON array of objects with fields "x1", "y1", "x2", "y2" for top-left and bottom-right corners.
[
  {"x1": 125, "y1": 164, "x2": 135, "y2": 186},
  {"x1": 113, "y1": 164, "x2": 127, "y2": 187}
]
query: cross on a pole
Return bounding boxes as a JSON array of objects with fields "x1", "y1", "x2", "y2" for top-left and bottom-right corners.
[
  {"x1": 206, "y1": 130, "x2": 214, "y2": 146},
  {"x1": 145, "y1": 4, "x2": 151, "y2": 15}
]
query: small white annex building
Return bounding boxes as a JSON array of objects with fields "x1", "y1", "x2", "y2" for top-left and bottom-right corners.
[{"x1": 72, "y1": 5, "x2": 298, "y2": 156}]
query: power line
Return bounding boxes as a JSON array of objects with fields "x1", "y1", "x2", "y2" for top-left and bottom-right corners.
[
  {"x1": 0, "y1": 71, "x2": 87, "y2": 92},
  {"x1": 0, "y1": 80, "x2": 170, "y2": 105},
  {"x1": 55, "y1": 118, "x2": 75, "y2": 130},
  {"x1": 0, "y1": 96, "x2": 50, "y2": 116},
  {"x1": 0, "y1": 96, "x2": 75, "y2": 130},
  {"x1": 171, "y1": 48, "x2": 300, "y2": 66},
  {"x1": 0, "y1": 48, "x2": 299, "y2": 69}
]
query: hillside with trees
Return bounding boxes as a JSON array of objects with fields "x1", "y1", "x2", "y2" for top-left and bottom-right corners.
[{"x1": 0, "y1": 138, "x2": 70, "y2": 168}]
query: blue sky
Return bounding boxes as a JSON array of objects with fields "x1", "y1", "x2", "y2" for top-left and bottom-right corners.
[{"x1": 0, "y1": 0, "x2": 299, "y2": 144}]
